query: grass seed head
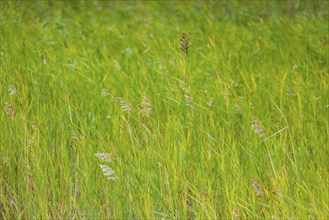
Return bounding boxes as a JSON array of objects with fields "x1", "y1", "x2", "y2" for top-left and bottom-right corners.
[
  {"x1": 184, "y1": 93, "x2": 194, "y2": 109},
  {"x1": 251, "y1": 178, "x2": 264, "y2": 196},
  {"x1": 223, "y1": 86, "x2": 229, "y2": 99},
  {"x1": 233, "y1": 208, "x2": 240, "y2": 220},
  {"x1": 207, "y1": 98, "x2": 213, "y2": 107},
  {"x1": 3, "y1": 156, "x2": 9, "y2": 166},
  {"x1": 99, "y1": 164, "x2": 117, "y2": 181},
  {"x1": 4, "y1": 102, "x2": 15, "y2": 116},
  {"x1": 114, "y1": 60, "x2": 121, "y2": 70},
  {"x1": 101, "y1": 88, "x2": 109, "y2": 97},
  {"x1": 112, "y1": 96, "x2": 132, "y2": 112},
  {"x1": 118, "y1": 98, "x2": 132, "y2": 112},
  {"x1": 31, "y1": 121, "x2": 39, "y2": 130},
  {"x1": 71, "y1": 131, "x2": 81, "y2": 140},
  {"x1": 95, "y1": 153, "x2": 112, "y2": 163},
  {"x1": 27, "y1": 139, "x2": 34, "y2": 147},
  {"x1": 139, "y1": 95, "x2": 153, "y2": 117},
  {"x1": 182, "y1": 84, "x2": 194, "y2": 110},
  {"x1": 186, "y1": 198, "x2": 195, "y2": 214},
  {"x1": 180, "y1": 32, "x2": 191, "y2": 55},
  {"x1": 236, "y1": 103, "x2": 243, "y2": 113},
  {"x1": 252, "y1": 120, "x2": 266, "y2": 138},
  {"x1": 8, "y1": 85, "x2": 17, "y2": 96}
]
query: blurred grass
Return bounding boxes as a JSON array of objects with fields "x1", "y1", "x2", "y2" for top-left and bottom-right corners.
[{"x1": 1, "y1": 1, "x2": 328, "y2": 219}]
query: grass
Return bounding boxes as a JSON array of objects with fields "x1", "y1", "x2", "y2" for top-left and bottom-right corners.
[{"x1": 0, "y1": 1, "x2": 328, "y2": 219}]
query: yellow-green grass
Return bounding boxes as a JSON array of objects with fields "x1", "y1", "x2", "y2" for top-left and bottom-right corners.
[{"x1": 1, "y1": 1, "x2": 328, "y2": 219}]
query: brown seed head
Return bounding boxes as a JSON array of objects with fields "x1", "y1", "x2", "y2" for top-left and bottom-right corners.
[{"x1": 180, "y1": 32, "x2": 190, "y2": 55}]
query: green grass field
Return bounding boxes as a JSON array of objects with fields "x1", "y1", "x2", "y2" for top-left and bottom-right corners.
[{"x1": 1, "y1": 1, "x2": 328, "y2": 219}]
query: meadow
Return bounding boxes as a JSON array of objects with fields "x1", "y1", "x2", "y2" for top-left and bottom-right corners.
[{"x1": 0, "y1": 1, "x2": 328, "y2": 219}]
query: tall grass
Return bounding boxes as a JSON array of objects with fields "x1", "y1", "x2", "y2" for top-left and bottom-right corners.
[{"x1": 1, "y1": 1, "x2": 328, "y2": 219}]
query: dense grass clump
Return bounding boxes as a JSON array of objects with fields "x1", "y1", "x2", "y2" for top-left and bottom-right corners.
[{"x1": 1, "y1": 1, "x2": 328, "y2": 219}]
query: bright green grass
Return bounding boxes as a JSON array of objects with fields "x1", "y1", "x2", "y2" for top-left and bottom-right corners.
[{"x1": 1, "y1": 1, "x2": 328, "y2": 219}]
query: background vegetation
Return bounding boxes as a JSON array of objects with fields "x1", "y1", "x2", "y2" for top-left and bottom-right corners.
[{"x1": 1, "y1": 1, "x2": 328, "y2": 219}]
